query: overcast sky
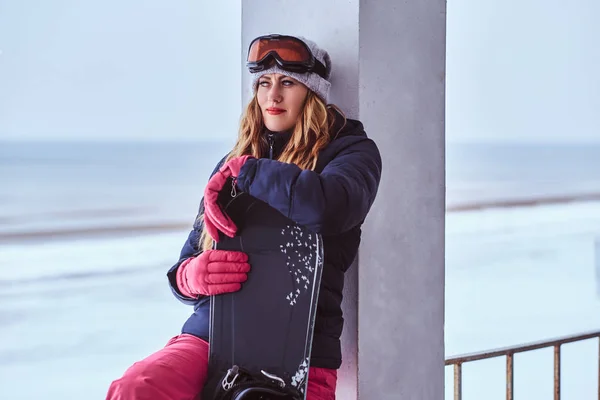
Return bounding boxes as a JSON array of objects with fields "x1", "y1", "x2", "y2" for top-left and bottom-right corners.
[{"x1": 0, "y1": 0, "x2": 598, "y2": 143}]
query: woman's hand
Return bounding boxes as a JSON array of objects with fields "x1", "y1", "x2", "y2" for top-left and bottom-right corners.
[
  {"x1": 203, "y1": 155, "x2": 253, "y2": 241},
  {"x1": 176, "y1": 249, "x2": 251, "y2": 297}
]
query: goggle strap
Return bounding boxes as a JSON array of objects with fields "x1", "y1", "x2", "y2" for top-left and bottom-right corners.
[{"x1": 311, "y1": 58, "x2": 328, "y2": 79}]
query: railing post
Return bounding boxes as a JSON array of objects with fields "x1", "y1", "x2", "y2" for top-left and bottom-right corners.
[
  {"x1": 554, "y1": 344, "x2": 561, "y2": 400},
  {"x1": 506, "y1": 353, "x2": 514, "y2": 400},
  {"x1": 454, "y1": 363, "x2": 462, "y2": 400}
]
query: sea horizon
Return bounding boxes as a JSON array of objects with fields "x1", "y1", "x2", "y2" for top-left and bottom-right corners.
[{"x1": 2, "y1": 139, "x2": 600, "y2": 243}]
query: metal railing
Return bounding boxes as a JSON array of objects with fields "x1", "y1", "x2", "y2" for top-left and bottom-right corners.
[{"x1": 445, "y1": 330, "x2": 600, "y2": 400}]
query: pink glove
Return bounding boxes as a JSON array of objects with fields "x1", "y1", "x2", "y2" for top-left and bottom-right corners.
[
  {"x1": 176, "y1": 249, "x2": 250, "y2": 297},
  {"x1": 203, "y1": 155, "x2": 252, "y2": 241}
]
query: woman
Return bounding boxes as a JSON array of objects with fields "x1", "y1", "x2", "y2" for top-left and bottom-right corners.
[{"x1": 107, "y1": 34, "x2": 382, "y2": 400}]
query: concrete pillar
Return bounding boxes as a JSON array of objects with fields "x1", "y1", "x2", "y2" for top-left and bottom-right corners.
[
  {"x1": 241, "y1": 1, "x2": 446, "y2": 398},
  {"x1": 357, "y1": 1, "x2": 446, "y2": 399}
]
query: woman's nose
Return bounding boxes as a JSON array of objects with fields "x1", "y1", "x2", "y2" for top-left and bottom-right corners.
[{"x1": 268, "y1": 85, "x2": 282, "y2": 103}]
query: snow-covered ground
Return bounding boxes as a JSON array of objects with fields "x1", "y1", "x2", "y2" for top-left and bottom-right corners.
[
  {"x1": 1, "y1": 201, "x2": 600, "y2": 399},
  {"x1": 444, "y1": 201, "x2": 600, "y2": 399},
  {"x1": 0, "y1": 232, "x2": 193, "y2": 399}
]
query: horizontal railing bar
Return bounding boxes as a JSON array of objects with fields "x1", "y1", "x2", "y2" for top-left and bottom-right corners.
[{"x1": 446, "y1": 330, "x2": 600, "y2": 365}]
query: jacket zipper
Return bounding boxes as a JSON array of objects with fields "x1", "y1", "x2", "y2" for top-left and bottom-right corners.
[{"x1": 268, "y1": 133, "x2": 274, "y2": 160}]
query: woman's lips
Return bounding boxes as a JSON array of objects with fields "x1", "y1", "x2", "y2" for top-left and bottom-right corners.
[{"x1": 266, "y1": 108, "x2": 286, "y2": 115}]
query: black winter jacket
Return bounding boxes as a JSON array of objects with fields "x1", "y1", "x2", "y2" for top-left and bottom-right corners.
[{"x1": 167, "y1": 112, "x2": 382, "y2": 369}]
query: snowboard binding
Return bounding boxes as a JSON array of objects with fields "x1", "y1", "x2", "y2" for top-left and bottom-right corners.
[{"x1": 210, "y1": 365, "x2": 303, "y2": 400}]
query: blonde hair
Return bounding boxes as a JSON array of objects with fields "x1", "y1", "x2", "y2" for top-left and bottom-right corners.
[{"x1": 198, "y1": 90, "x2": 346, "y2": 251}]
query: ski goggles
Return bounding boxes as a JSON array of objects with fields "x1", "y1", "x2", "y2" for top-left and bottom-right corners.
[{"x1": 246, "y1": 34, "x2": 328, "y2": 79}]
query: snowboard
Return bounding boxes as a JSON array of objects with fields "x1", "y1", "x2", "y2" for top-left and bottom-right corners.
[{"x1": 201, "y1": 185, "x2": 324, "y2": 400}]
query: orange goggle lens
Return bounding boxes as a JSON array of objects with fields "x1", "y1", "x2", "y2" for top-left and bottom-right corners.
[{"x1": 247, "y1": 36, "x2": 312, "y2": 64}]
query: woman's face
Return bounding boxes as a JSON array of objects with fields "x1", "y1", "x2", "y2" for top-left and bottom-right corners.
[{"x1": 256, "y1": 73, "x2": 309, "y2": 132}]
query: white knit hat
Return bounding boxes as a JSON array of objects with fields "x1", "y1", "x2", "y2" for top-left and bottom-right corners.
[{"x1": 249, "y1": 36, "x2": 332, "y2": 103}]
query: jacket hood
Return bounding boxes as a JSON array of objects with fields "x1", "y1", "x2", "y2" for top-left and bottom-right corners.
[{"x1": 331, "y1": 115, "x2": 366, "y2": 141}]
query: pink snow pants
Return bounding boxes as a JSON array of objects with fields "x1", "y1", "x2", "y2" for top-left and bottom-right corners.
[{"x1": 106, "y1": 334, "x2": 337, "y2": 400}]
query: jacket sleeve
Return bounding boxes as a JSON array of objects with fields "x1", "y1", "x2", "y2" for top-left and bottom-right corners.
[
  {"x1": 166, "y1": 154, "x2": 228, "y2": 305},
  {"x1": 165, "y1": 203, "x2": 205, "y2": 305},
  {"x1": 236, "y1": 137, "x2": 382, "y2": 235}
]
